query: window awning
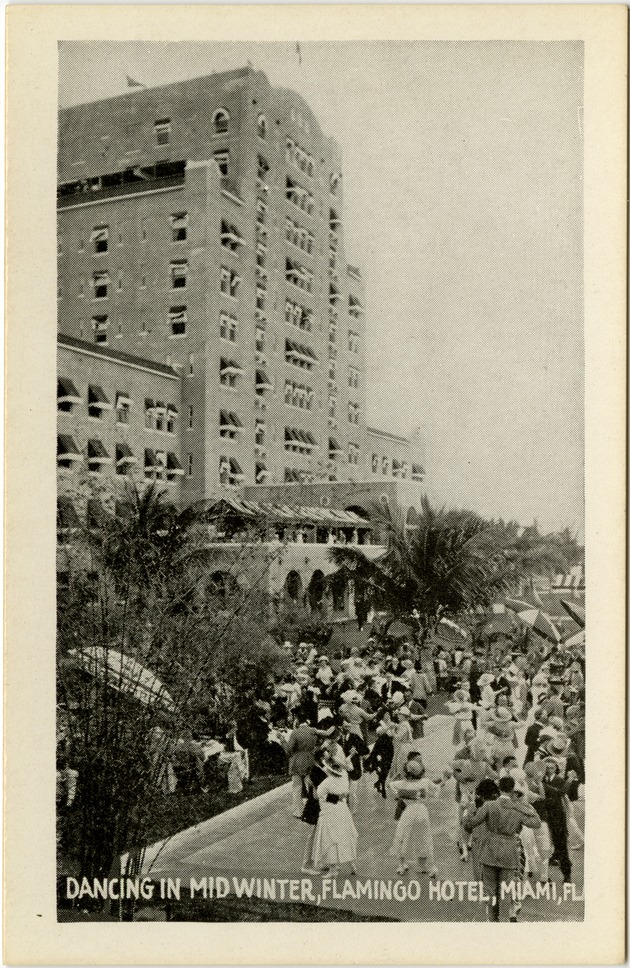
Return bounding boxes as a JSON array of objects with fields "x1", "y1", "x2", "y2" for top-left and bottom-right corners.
[
  {"x1": 145, "y1": 398, "x2": 155, "y2": 411},
  {"x1": 170, "y1": 213, "x2": 188, "y2": 227},
  {"x1": 116, "y1": 442, "x2": 137, "y2": 465},
  {"x1": 92, "y1": 272, "x2": 110, "y2": 284},
  {"x1": 156, "y1": 451, "x2": 167, "y2": 465},
  {"x1": 221, "y1": 362, "x2": 244, "y2": 376},
  {"x1": 144, "y1": 448, "x2": 157, "y2": 470},
  {"x1": 167, "y1": 453, "x2": 184, "y2": 475},
  {"x1": 167, "y1": 404, "x2": 178, "y2": 416},
  {"x1": 229, "y1": 458, "x2": 244, "y2": 479},
  {"x1": 87, "y1": 439, "x2": 112, "y2": 463},
  {"x1": 90, "y1": 226, "x2": 109, "y2": 242},
  {"x1": 154, "y1": 400, "x2": 166, "y2": 412},
  {"x1": 256, "y1": 370, "x2": 273, "y2": 390},
  {"x1": 329, "y1": 438, "x2": 343, "y2": 456},
  {"x1": 256, "y1": 466, "x2": 270, "y2": 482},
  {"x1": 116, "y1": 393, "x2": 133, "y2": 407},
  {"x1": 88, "y1": 386, "x2": 112, "y2": 409},
  {"x1": 58, "y1": 378, "x2": 82, "y2": 405},
  {"x1": 57, "y1": 434, "x2": 82, "y2": 460},
  {"x1": 220, "y1": 411, "x2": 243, "y2": 432}
]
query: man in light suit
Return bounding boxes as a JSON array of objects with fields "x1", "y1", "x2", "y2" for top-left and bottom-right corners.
[{"x1": 464, "y1": 775, "x2": 541, "y2": 921}]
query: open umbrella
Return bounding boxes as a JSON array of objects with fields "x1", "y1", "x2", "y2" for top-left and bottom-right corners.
[
  {"x1": 68, "y1": 647, "x2": 176, "y2": 711},
  {"x1": 437, "y1": 618, "x2": 468, "y2": 640},
  {"x1": 560, "y1": 600, "x2": 585, "y2": 629},
  {"x1": 564, "y1": 628, "x2": 585, "y2": 648},
  {"x1": 504, "y1": 602, "x2": 561, "y2": 643}
]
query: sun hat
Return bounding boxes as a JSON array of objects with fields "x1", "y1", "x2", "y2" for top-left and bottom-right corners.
[
  {"x1": 318, "y1": 655, "x2": 329, "y2": 663},
  {"x1": 453, "y1": 689, "x2": 470, "y2": 702},
  {"x1": 341, "y1": 689, "x2": 362, "y2": 704},
  {"x1": 404, "y1": 759, "x2": 424, "y2": 778},
  {"x1": 547, "y1": 734, "x2": 571, "y2": 754},
  {"x1": 397, "y1": 706, "x2": 411, "y2": 718},
  {"x1": 548, "y1": 715, "x2": 565, "y2": 730}
]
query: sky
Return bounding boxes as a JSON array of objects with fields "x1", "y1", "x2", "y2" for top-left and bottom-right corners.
[{"x1": 58, "y1": 40, "x2": 584, "y2": 536}]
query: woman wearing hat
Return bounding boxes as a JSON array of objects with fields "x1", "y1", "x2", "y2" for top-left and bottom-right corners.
[
  {"x1": 485, "y1": 707, "x2": 518, "y2": 768},
  {"x1": 446, "y1": 688, "x2": 476, "y2": 746},
  {"x1": 389, "y1": 759, "x2": 441, "y2": 877},
  {"x1": 389, "y1": 706, "x2": 416, "y2": 780},
  {"x1": 310, "y1": 750, "x2": 358, "y2": 877},
  {"x1": 365, "y1": 708, "x2": 395, "y2": 798},
  {"x1": 539, "y1": 758, "x2": 572, "y2": 883}
]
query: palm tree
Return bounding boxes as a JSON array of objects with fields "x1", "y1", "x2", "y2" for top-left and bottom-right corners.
[{"x1": 329, "y1": 495, "x2": 515, "y2": 644}]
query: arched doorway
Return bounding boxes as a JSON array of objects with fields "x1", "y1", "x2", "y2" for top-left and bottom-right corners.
[
  {"x1": 307, "y1": 569, "x2": 326, "y2": 611},
  {"x1": 285, "y1": 569, "x2": 303, "y2": 603}
]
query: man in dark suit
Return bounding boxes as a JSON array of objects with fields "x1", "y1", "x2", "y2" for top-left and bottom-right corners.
[{"x1": 464, "y1": 775, "x2": 541, "y2": 921}]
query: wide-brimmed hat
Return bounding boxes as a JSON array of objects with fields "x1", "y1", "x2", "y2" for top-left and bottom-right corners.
[
  {"x1": 547, "y1": 733, "x2": 571, "y2": 755},
  {"x1": 548, "y1": 715, "x2": 565, "y2": 730},
  {"x1": 324, "y1": 748, "x2": 351, "y2": 776},
  {"x1": 478, "y1": 673, "x2": 495, "y2": 687},
  {"x1": 402, "y1": 659, "x2": 414, "y2": 670},
  {"x1": 318, "y1": 655, "x2": 329, "y2": 663},
  {"x1": 396, "y1": 706, "x2": 411, "y2": 718},
  {"x1": 453, "y1": 689, "x2": 470, "y2": 702},
  {"x1": 341, "y1": 689, "x2": 362, "y2": 704},
  {"x1": 404, "y1": 759, "x2": 424, "y2": 778}
]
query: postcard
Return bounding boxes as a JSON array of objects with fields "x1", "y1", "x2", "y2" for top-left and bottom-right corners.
[{"x1": 5, "y1": 4, "x2": 626, "y2": 964}]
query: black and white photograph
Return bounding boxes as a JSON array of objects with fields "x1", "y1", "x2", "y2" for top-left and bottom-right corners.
[{"x1": 4, "y1": 5, "x2": 626, "y2": 961}]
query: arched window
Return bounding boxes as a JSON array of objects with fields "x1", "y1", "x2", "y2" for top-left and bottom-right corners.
[
  {"x1": 212, "y1": 109, "x2": 230, "y2": 135},
  {"x1": 257, "y1": 114, "x2": 267, "y2": 139},
  {"x1": 285, "y1": 569, "x2": 303, "y2": 602}
]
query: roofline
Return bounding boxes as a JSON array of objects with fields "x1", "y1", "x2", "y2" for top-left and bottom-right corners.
[
  {"x1": 366, "y1": 426, "x2": 410, "y2": 444},
  {"x1": 58, "y1": 334, "x2": 181, "y2": 380}
]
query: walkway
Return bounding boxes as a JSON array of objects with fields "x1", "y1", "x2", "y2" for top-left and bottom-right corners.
[{"x1": 142, "y1": 714, "x2": 584, "y2": 922}]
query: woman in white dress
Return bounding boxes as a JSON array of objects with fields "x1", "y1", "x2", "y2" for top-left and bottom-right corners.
[
  {"x1": 389, "y1": 707, "x2": 415, "y2": 779},
  {"x1": 311, "y1": 751, "x2": 358, "y2": 877},
  {"x1": 389, "y1": 759, "x2": 442, "y2": 876}
]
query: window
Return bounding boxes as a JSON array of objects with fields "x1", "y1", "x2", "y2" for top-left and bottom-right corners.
[
  {"x1": 348, "y1": 367, "x2": 359, "y2": 389},
  {"x1": 285, "y1": 338, "x2": 317, "y2": 371},
  {"x1": 144, "y1": 448, "x2": 158, "y2": 480},
  {"x1": 92, "y1": 272, "x2": 109, "y2": 300},
  {"x1": 256, "y1": 244, "x2": 267, "y2": 271},
  {"x1": 382, "y1": 456, "x2": 389, "y2": 475},
  {"x1": 257, "y1": 155, "x2": 269, "y2": 187},
  {"x1": 285, "y1": 300, "x2": 312, "y2": 332},
  {"x1": 256, "y1": 198, "x2": 267, "y2": 226},
  {"x1": 255, "y1": 463, "x2": 269, "y2": 483},
  {"x1": 348, "y1": 402, "x2": 360, "y2": 425},
  {"x1": 91, "y1": 225, "x2": 109, "y2": 254},
  {"x1": 328, "y1": 397, "x2": 337, "y2": 419},
  {"x1": 115, "y1": 443, "x2": 136, "y2": 476},
  {"x1": 57, "y1": 378, "x2": 81, "y2": 413},
  {"x1": 286, "y1": 178, "x2": 314, "y2": 215},
  {"x1": 255, "y1": 326, "x2": 265, "y2": 352},
  {"x1": 57, "y1": 434, "x2": 82, "y2": 470},
  {"x1": 169, "y1": 306, "x2": 187, "y2": 337},
  {"x1": 187, "y1": 453, "x2": 193, "y2": 476},
  {"x1": 220, "y1": 313, "x2": 238, "y2": 342},
  {"x1": 255, "y1": 419, "x2": 266, "y2": 447},
  {"x1": 154, "y1": 403, "x2": 166, "y2": 432},
  {"x1": 256, "y1": 286, "x2": 266, "y2": 312},
  {"x1": 145, "y1": 398, "x2": 155, "y2": 429},
  {"x1": 170, "y1": 261, "x2": 187, "y2": 289},
  {"x1": 348, "y1": 443, "x2": 359, "y2": 466},
  {"x1": 412, "y1": 464, "x2": 424, "y2": 481},
  {"x1": 166, "y1": 405, "x2": 178, "y2": 434},
  {"x1": 92, "y1": 315, "x2": 109, "y2": 345},
  {"x1": 212, "y1": 108, "x2": 230, "y2": 135},
  {"x1": 257, "y1": 114, "x2": 267, "y2": 139},
  {"x1": 220, "y1": 220, "x2": 244, "y2": 252},
  {"x1": 220, "y1": 358, "x2": 243, "y2": 388},
  {"x1": 171, "y1": 212, "x2": 188, "y2": 243},
  {"x1": 188, "y1": 406, "x2": 194, "y2": 430},
  {"x1": 154, "y1": 119, "x2": 171, "y2": 145},
  {"x1": 220, "y1": 267, "x2": 240, "y2": 298},
  {"x1": 88, "y1": 385, "x2": 112, "y2": 419},
  {"x1": 87, "y1": 438, "x2": 112, "y2": 473},
  {"x1": 116, "y1": 393, "x2": 132, "y2": 424},
  {"x1": 219, "y1": 456, "x2": 243, "y2": 487},
  {"x1": 287, "y1": 138, "x2": 315, "y2": 176},
  {"x1": 255, "y1": 370, "x2": 273, "y2": 395},
  {"x1": 372, "y1": 454, "x2": 379, "y2": 474},
  {"x1": 348, "y1": 330, "x2": 360, "y2": 353},
  {"x1": 330, "y1": 172, "x2": 340, "y2": 195},
  {"x1": 285, "y1": 428, "x2": 317, "y2": 454},
  {"x1": 188, "y1": 353, "x2": 194, "y2": 376},
  {"x1": 166, "y1": 453, "x2": 184, "y2": 481},
  {"x1": 286, "y1": 258, "x2": 312, "y2": 293},
  {"x1": 285, "y1": 380, "x2": 313, "y2": 410},
  {"x1": 349, "y1": 295, "x2": 364, "y2": 318},
  {"x1": 219, "y1": 410, "x2": 243, "y2": 440},
  {"x1": 328, "y1": 321, "x2": 337, "y2": 345},
  {"x1": 213, "y1": 151, "x2": 229, "y2": 177}
]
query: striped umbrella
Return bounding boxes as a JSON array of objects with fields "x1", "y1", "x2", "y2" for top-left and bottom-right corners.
[
  {"x1": 504, "y1": 602, "x2": 561, "y2": 643},
  {"x1": 560, "y1": 600, "x2": 585, "y2": 629},
  {"x1": 68, "y1": 647, "x2": 176, "y2": 711}
]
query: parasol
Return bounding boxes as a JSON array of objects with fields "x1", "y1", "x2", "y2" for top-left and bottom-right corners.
[
  {"x1": 504, "y1": 602, "x2": 561, "y2": 643},
  {"x1": 437, "y1": 618, "x2": 468, "y2": 640},
  {"x1": 560, "y1": 600, "x2": 585, "y2": 629},
  {"x1": 564, "y1": 628, "x2": 585, "y2": 648},
  {"x1": 68, "y1": 647, "x2": 176, "y2": 710}
]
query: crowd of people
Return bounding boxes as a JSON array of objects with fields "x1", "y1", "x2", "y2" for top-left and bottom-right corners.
[{"x1": 275, "y1": 627, "x2": 585, "y2": 922}]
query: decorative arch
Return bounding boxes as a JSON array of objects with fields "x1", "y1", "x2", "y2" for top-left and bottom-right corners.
[{"x1": 307, "y1": 569, "x2": 326, "y2": 611}]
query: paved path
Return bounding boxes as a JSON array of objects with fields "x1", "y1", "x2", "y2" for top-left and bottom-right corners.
[{"x1": 144, "y1": 714, "x2": 584, "y2": 922}]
